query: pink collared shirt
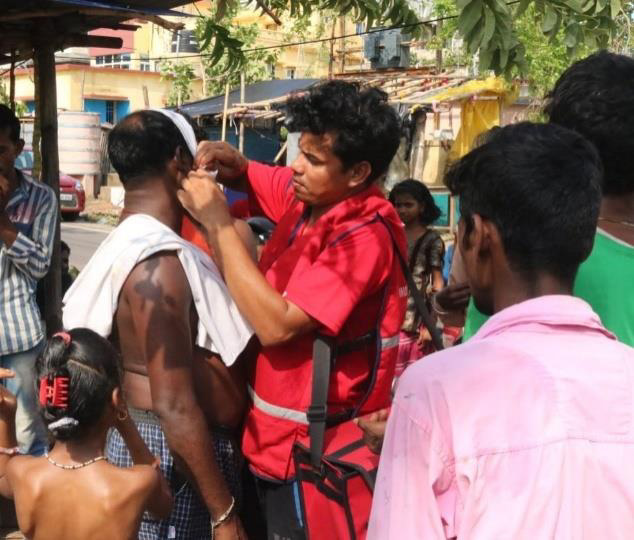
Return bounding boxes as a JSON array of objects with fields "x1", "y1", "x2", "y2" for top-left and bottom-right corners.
[{"x1": 369, "y1": 296, "x2": 634, "y2": 539}]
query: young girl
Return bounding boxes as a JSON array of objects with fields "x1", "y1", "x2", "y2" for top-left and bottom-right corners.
[
  {"x1": 0, "y1": 328, "x2": 172, "y2": 540},
  {"x1": 389, "y1": 179, "x2": 445, "y2": 376}
]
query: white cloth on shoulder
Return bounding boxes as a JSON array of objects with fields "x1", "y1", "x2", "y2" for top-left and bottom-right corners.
[{"x1": 62, "y1": 214, "x2": 253, "y2": 366}]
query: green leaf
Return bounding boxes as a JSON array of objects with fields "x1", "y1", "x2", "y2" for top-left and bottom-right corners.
[
  {"x1": 610, "y1": 0, "x2": 621, "y2": 17},
  {"x1": 581, "y1": 0, "x2": 596, "y2": 12},
  {"x1": 541, "y1": 5, "x2": 558, "y2": 33},
  {"x1": 481, "y1": 3, "x2": 496, "y2": 48},
  {"x1": 458, "y1": 0, "x2": 483, "y2": 40},
  {"x1": 515, "y1": 0, "x2": 533, "y2": 18},
  {"x1": 563, "y1": 23, "x2": 578, "y2": 47}
]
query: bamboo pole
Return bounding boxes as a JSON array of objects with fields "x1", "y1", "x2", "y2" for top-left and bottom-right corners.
[
  {"x1": 35, "y1": 40, "x2": 62, "y2": 334},
  {"x1": 9, "y1": 50, "x2": 16, "y2": 113},
  {"x1": 238, "y1": 72, "x2": 245, "y2": 153},
  {"x1": 221, "y1": 81, "x2": 230, "y2": 142}
]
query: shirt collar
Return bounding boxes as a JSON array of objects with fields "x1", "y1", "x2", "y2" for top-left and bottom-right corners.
[
  {"x1": 6, "y1": 168, "x2": 30, "y2": 207},
  {"x1": 472, "y1": 295, "x2": 615, "y2": 342}
]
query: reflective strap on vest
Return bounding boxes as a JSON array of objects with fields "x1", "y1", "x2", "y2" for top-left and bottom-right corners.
[
  {"x1": 381, "y1": 334, "x2": 399, "y2": 350},
  {"x1": 248, "y1": 334, "x2": 399, "y2": 424},
  {"x1": 248, "y1": 385, "x2": 309, "y2": 425}
]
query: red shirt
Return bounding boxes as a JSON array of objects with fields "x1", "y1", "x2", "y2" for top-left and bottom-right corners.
[{"x1": 242, "y1": 161, "x2": 407, "y2": 481}]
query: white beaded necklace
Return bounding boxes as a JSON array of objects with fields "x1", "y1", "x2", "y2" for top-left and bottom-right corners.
[{"x1": 45, "y1": 454, "x2": 107, "y2": 470}]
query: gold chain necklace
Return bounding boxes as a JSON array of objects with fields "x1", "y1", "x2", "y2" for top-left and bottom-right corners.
[{"x1": 46, "y1": 454, "x2": 107, "y2": 470}]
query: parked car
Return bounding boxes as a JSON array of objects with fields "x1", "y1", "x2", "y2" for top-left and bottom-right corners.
[{"x1": 15, "y1": 151, "x2": 85, "y2": 220}]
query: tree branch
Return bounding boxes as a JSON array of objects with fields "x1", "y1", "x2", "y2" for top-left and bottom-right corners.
[{"x1": 255, "y1": 0, "x2": 282, "y2": 25}]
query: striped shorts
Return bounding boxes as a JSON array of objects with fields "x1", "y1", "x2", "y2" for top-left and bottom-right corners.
[{"x1": 106, "y1": 409, "x2": 242, "y2": 540}]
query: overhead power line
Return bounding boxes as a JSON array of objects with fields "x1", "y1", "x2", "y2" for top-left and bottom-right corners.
[{"x1": 1, "y1": 2, "x2": 520, "y2": 73}]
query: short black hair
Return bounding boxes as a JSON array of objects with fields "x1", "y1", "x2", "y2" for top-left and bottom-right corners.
[
  {"x1": 0, "y1": 104, "x2": 20, "y2": 143},
  {"x1": 36, "y1": 328, "x2": 122, "y2": 441},
  {"x1": 108, "y1": 110, "x2": 193, "y2": 186},
  {"x1": 545, "y1": 51, "x2": 634, "y2": 196},
  {"x1": 445, "y1": 122, "x2": 602, "y2": 284},
  {"x1": 60, "y1": 240, "x2": 70, "y2": 253},
  {"x1": 389, "y1": 179, "x2": 442, "y2": 225},
  {"x1": 286, "y1": 81, "x2": 401, "y2": 183}
]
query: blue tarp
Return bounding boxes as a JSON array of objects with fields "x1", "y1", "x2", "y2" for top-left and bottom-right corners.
[{"x1": 177, "y1": 79, "x2": 320, "y2": 118}]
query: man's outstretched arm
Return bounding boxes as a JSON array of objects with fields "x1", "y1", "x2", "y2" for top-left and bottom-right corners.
[{"x1": 123, "y1": 252, "x2": 245, "y2": 538}]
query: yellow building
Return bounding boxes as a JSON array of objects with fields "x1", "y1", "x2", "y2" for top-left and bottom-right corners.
[
  {"x1": 4, "y1": 1, "x2": 365, "y2": 119},
  {"x1": 9, "y1": 59, "x2": 203, "y2": 123}
]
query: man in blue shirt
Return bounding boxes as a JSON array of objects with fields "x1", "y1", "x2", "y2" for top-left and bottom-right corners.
[{"x1": 0, "y1": 104, "x2": 57, "y2": 455}]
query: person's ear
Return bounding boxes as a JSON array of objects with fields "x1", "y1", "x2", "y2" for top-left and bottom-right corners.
[
  {"x1": 111, "y1": 387, "x2": 126, "y2": 413},
  {"x1": 346, "y1": 161, "x2": 372, "y2": 189},
  {"x1": 461, "y1": 214, "x2": 493, "y2": 286},
  {"x1": 174, "y1": 146, "x2": 193, "y2": 175}
]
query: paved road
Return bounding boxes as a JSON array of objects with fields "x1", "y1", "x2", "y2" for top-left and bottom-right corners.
[{"x1": 61, "y1": 221, "x2": 113, "y2": 270}]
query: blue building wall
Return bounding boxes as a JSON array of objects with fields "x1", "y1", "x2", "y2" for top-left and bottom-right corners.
[
  {"x1": 84, "y1": 99, "x2": 129, "y2": 124},
  {"x1": 84, "y1": 99, "x2": 107, "y2": 123},
  {"x1": 116, "y1": 101, "x2": 130, "y2": 121}
]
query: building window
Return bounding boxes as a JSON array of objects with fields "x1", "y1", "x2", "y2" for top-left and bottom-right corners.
[
  {"x1": 139, "y1": 54, "x2": 151, "y2": 71},
  {"x1": 95, "y1": 53, "x2": 131, "y2": 69},
  {"x1": 171, "y1": 30, "x2": 198, "y2": 53},
  {"x1": 286, "y1": 68, "x2": 296, "y2": 80},
  {"x1": 268, "y1": 63, "x2": 276, "y2": 79},
  {"x1": 106, "y1": 101, "x2": 115, "y2": 124},
  {"x1": 356, "y1": 23, "x2": 365, "y2": 34}
]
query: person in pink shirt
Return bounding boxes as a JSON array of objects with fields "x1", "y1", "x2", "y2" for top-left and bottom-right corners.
[{"x1": 369, "y1": 121, "x2": 634, "y2": 539}]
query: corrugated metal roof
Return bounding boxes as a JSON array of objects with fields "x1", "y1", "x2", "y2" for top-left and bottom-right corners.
[{"x1": 178, "y1": 79, "x2": 320, "y2": 118}]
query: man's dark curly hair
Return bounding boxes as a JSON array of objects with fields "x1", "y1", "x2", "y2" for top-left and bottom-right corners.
[
  {"x1": 285, "y1": 81, "x2": 401, "y2": 183},
  {"x1": 544, "y1": 51, "x2": 634, "y2": 196}
]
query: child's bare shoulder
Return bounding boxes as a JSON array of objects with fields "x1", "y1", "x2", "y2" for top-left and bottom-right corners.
[
  {"x1": 6, "y1": 455, "x2": 43, "y2": 478},
  {"x1": 107, "y1": 463, "x2": 162, "y2": 494}
]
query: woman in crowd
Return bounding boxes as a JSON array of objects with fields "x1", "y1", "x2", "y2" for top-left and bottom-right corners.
[{"x1": 389, "y1": 179, "x2": 445, "y2": 376}]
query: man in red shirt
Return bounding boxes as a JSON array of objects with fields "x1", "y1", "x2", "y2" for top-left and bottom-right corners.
[{"x1": 178, "y1": 81, "x2": 407, "y2": 539}]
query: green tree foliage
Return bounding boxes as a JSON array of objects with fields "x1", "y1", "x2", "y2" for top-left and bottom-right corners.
[
  {"x1": 0, "y1": 82, "x2": 27, "y2": 117},
  {"x1": 198, "y1": 0, "x2": 629, "y2": 77},
  {"x1": 160, "y1": 61, "x2": 196, "y2": 106}
]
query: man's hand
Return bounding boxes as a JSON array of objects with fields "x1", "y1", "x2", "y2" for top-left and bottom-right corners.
[
  {"x1": 435, "y1": 283, "x2": 471, "y2": 312},
  {"x1": 0, "y1": 369, "x2": 16, "y2": 417},
  {"x1": 417, "y1": 326, "x2": 432, "y2": 347},
  {"x1": 214, "y1": 514, "x2": 248, "y2": 540},
  {"x1": 178, "y1": 169, "x2": 233, "y2": 233},
  {"x1": 194, "y1": 141, "x2": 248, "y2": 188},
  {"x1": 354, "y1": 408, "x2": 389, "y2": 455}
]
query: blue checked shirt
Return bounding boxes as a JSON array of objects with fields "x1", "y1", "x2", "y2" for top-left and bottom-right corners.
[{"x1": 1, "y1": 169, "x2": 57, "y2": 355}]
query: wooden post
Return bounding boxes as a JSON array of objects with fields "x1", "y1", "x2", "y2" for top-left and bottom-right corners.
[
  {"x1": 221, "y1": 80, "x2": 229, "y2": 142},
  {"x1": 435, "y1": 22, "x2": 443, "y2": 72},
  {"x1": 35, "y1": 41, "x2": 62, "y2": 335},
  {"x1": 142, "y1": 85, "x2": 150, "y2": 108},
  {"x1": 9, "y1": 50, "x2": 16, "y2": 112},
  {"x1": 238, "y1": 72, "x2": 245, "y2": 153},
  {"x1": 328, "y1": 17, "x2": 337, "y2": 79},
  {"x1": 339, "y1": 18, "x2": 346, "y2": 74},
  {"x1": 32, "y1": 56, "x2": 42, "y2": 180}
]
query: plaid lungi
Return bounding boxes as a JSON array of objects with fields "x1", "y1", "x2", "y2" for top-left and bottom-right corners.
[{"x1": 106, "y1": 409, "x2": 241, "y2": 540}]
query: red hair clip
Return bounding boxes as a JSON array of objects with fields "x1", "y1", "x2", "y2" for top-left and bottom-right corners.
[{"x1": 39, "y1": 376, "x2": 69, "y2": 408}]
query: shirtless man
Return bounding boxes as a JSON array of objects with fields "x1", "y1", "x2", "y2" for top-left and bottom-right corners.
[{"x1": 63, "y1": 110, "x2": 253, "y2": 539}]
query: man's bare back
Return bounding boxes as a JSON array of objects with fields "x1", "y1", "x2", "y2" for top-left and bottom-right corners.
[{"x1": 113, "y1": 251, "x2": 246, "y2": 427}]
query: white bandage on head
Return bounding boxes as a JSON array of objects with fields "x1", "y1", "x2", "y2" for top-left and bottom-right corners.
[{"x1": 152, "y1": 109, "x2": 198, "y2": 159}]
